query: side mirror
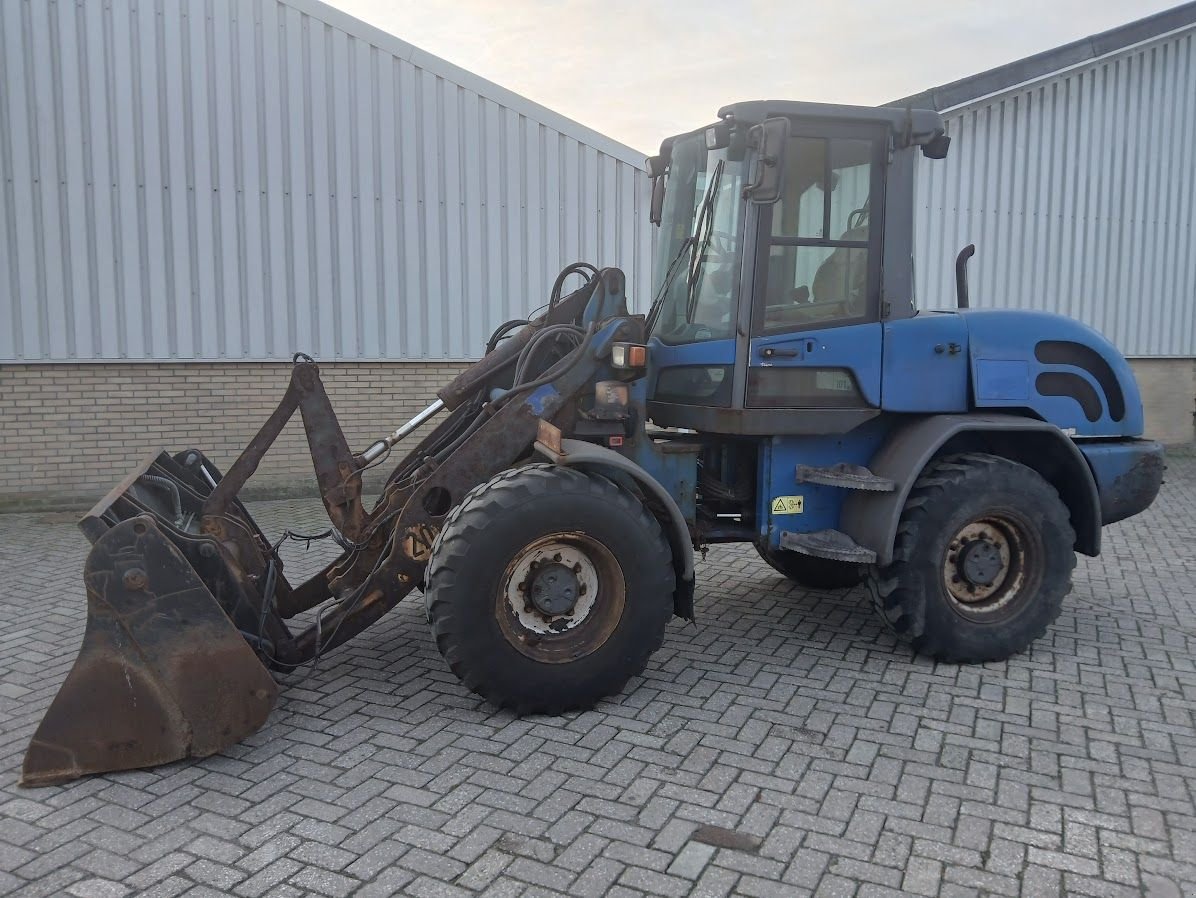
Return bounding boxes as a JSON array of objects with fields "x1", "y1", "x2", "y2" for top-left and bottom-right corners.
[
  {"x1": 922, "y1": 133, "x2": 951, "y2": 160},
  {"x1": 649, "y1": 175, "x2": 665, "y2": 226},
  {"x1": 744, "y1": 116, "x2": 789, "y2": 204}
]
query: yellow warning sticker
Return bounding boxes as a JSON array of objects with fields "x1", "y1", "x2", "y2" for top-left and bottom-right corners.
[{"x1": 770, "y1": 495, "x2": 804, "y2": 515}]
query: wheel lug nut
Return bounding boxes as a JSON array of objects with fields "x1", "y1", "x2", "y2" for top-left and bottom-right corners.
[
  {"x1": 553, "y1": 553, "x2": 562, "y2": 562},
  {"x1": 572, "y1": 563, "x2": 582, "y2": 573}
]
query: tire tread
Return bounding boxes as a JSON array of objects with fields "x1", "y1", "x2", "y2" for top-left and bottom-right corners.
[
  {"x1": 426, "y1": 464, "x2": 674, "y2": 714},
  {"x1": 866, "y1": 452, "x2": 1076, "y2": 662}
]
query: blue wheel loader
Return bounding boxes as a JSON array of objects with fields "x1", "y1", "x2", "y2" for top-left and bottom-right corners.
[{"x1": 22, "y1": 101, "x2": 1164, "y2": 786}]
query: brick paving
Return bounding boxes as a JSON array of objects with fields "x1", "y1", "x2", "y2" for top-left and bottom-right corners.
[{"x1": 1, "y1": 457, "x2": 1194, "y2": 897}]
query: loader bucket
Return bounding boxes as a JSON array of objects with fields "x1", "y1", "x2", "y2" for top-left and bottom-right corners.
[{"x1": 21, "y1": 515, "x2": 278, "y2": 787}]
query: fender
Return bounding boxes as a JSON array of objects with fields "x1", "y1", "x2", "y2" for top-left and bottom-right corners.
[
  {"x1": 841, "y1": 414, "x2": 1103, "y2": 566},
  {"x1": 533, "y1": 437, "x2": 696, "y2": 619}
]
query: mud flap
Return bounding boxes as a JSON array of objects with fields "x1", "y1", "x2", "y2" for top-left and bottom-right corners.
[{"x1": 21, "y1": 516, "x2": 279, "y2": 787}]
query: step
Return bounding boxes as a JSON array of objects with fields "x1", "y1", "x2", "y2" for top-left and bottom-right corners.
[
  {"x1": 795, "y1": 463, "x2": 895, "y2": 492},
  {"x1": 780, "y1": 529, "x2": 877, "y2": 564}
]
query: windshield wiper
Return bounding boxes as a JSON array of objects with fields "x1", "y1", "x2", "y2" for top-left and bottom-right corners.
[
  {"x1": 645, "y1": 159, "x2": 727, "y2": 336},
  {"x1": 684, "y1": 159, "x2": 725, "y2": 324},
  {"x1": 645, "y1": 235, "x2": 696, "y2": 334}
]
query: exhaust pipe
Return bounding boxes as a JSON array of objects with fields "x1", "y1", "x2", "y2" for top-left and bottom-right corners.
[{"x1": 955, "y1": 243, "x2": 976, "y2": 309}]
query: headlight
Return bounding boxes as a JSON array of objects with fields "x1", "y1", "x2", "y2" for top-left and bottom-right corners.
[{"x1": 610, "y1": 343, "x2": 647, "y2": 369}]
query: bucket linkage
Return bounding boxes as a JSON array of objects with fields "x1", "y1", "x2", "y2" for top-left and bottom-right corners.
[{"x1": 23, "y1": 307, "x2": 592, "y2": 785}]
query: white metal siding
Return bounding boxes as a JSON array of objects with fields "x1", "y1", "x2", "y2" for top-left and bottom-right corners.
[
  {"x1": 912, "y1": 25, "x2": 1196, "y2": 357},
  {"x1": 0, "y1": 0, "x2": 652, "y2": 363}
]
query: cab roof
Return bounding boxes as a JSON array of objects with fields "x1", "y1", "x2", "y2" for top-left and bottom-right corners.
[{"x1": 717, "y1": 100, "x2": 944, "y2": 145}]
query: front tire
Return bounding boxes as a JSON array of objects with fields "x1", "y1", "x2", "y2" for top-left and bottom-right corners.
[
  {"x1": 425, "y1": 465, "x2": 674, "y2": 714},
  {"x1": 867, "y1": 453, "x2": 1075, "y2": 663}
]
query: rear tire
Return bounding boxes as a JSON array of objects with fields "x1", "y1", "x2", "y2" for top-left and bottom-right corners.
[
  {"x1": 754, "y1": 543, "x2": 866, "y2": 589},
  {"x1": 425, "y1": 465, "x2": 674, "y2": 714},
  {"x1": 867, "y1": 453, "x2": 1075, "y2": 663}
]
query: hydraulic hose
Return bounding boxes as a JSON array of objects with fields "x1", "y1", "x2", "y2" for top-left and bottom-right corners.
[
  {"x1": 486, "y1": 319, "x2": 530, "y2": 355},
  {"x1": 548, "y1": 262, "x2": 598, "y2": 310},
  {"x1": 513, "y1": 324, "x2": 585, "y2": 384}
]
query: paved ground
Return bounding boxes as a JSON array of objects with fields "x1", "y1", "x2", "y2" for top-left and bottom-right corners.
[{"x1": 1, "y1": 458, "x2": 1194, "y2": 898}]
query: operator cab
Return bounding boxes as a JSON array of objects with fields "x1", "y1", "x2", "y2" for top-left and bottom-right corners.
[{"x1": 644, "y1": 101, "x2": 949, "y2": 434}]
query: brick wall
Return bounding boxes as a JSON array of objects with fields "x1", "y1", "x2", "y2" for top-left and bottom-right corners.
[
  {"x1": 2, "y1": 356, "x2": 1192, "y2": 508},
  {"x1": 0, "y1": 361, "x2": 470, "y2": 508}
]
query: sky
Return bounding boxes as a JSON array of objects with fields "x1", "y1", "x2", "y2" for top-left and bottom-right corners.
[{"x1": 335, "y1": 1, "x2": 1182, "y2": 154}]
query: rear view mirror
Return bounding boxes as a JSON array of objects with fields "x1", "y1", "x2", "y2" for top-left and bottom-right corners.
[
  {"x1": 744, "y1": 117, "x2": 789, "y2": 204},
  {"x1": 649, "y1": 176, "x2": 665, "y2": 226},
  {"x1": 922, "y1": 133, "x2": 951, "y2": 159}
]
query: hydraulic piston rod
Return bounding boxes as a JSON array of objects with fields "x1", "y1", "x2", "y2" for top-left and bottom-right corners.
[{"x1": 361, "y1": 399, "x2": 446, "y2": 462}]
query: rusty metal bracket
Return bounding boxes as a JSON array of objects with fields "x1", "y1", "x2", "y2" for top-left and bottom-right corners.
[{"x1": 202, "y1": 356, "x2": 368, "y2": 543}]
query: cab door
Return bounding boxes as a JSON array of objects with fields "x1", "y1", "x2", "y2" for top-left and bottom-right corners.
[{"x1": 746, "y1": 124, "x2": 888, "y2": 411}]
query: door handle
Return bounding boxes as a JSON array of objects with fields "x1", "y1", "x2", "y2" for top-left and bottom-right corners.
[{"x1": 761, "y1": 347, "x2": 800, "y2": 359}]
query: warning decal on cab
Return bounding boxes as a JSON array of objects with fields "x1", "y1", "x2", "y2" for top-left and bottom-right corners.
[{"x1": 770, "y1": 495, "x2": 804, "y2": 515}]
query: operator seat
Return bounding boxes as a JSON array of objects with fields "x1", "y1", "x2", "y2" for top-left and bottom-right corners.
[
  {"x1": 766, "y1": 214, "x2": 868, "y2": 326},
  {"x1": 810, "y1": 219, "x2": 868, "y2": 316}
]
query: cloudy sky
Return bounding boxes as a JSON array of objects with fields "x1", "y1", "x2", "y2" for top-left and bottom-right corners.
[{"x1": 336, "y1": 1, "x2": 1179, "y2": 153}]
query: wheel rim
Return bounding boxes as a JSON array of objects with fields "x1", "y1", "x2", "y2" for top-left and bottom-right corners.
[
  {"x1": 941, "y1": 513, "x2": 1034, "y2": 620},
  {"x1": 497, "y1": 532, "x2": 626, "y2": 664}
]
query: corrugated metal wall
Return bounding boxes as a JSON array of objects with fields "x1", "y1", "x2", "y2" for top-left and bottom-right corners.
[
  {"x1": 0, "y1": 0, "x2": 652, "y2": 363},
  {"x1": 912, "y1": 24, "x2": 1196, "y2": 357}
]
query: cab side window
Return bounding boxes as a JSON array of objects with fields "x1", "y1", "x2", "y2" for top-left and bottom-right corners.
[{"x1": 760, "y1": 137, "x2": 878, "y2": 332}]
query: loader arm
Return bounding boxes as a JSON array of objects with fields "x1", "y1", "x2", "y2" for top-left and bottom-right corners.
[{"x1": 22, "y1": 266, "x2": 635, "y2": 786}]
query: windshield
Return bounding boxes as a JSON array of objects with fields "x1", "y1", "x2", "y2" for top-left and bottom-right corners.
[{"x1": 649, "y1": 133, "x2": 747, "y2": 344}]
